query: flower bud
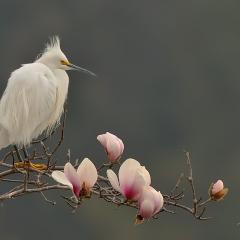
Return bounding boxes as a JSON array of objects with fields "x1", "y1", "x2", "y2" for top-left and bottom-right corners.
[
  {"x1": 138, "y1": 186, "x2": 164, "y2": 220},
  {"x1": 97, "y1": 132, "x2": 124, "y2": 162},
  {"x1": 209, "y1": 180, "x2": 228, "y2": 201}
]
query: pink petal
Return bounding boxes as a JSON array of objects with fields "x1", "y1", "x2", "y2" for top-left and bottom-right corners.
[
  {"x1": 64, "y1": 162, "x2": 81, "y2": 197},
  {"x1": 97, "y1": 134, "x2": 108, "y2": 147},
  {"x1": 211, "y1": 180, "x2": 224, "y2": 195},
  {"x1": 107, "y1": 169, "x2": 120, "y2": 192},
  {"x1": 51, "y1": 170, "x2": 73, "y2": 189},
  {"x1": 119, "y1": 158, "x2": 140, "y2": 189},
  {"x1": 77, "y1": 158, "x2": 98, "y2": 188},
  {"x1": 106, "y1": 132, "x2": 124, "y2": 149},
  {"x1": 117, "y1": 138, "x2": 124, "y2": 154},
  {"x1": 106, "y1": 132, "x2": 118, "y2": 139},
  {"x1": 122, "y1": 168, "x2": 147, "y2": 200},
  {"x1": 139, "y1": 186, "x2": 155, "y2": 219},
  {"x1": 106, "y1": 139, "x2": 122, "y2": 162},
  {"x1": 138, "y1": 166, "x2": 151, "y2": 186},
  {"x1": 149, "y1": 187, "x2": 164, "y2": 214},
  {"x1": 139, "y1": 186, "x2": 164, "y2": 218},
  {"x1": 97, "y1": 132, "x2": 124, "y2": 162},
  {"x1": 139, "y1": 200, "x2": 155, "y2": 219}
]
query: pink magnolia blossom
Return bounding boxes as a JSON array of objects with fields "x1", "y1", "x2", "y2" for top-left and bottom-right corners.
[
  {"x1": 97, "y1": 132, "x2": 124, "y2": 162},
  {"x1": 138, "y1": 186, "x2": 164, "y2": 219},
  {"x1": 210, "y1": 179, "x2": 228, "y2": 201},
  {"x1": 211, "y1": 180, "x2": 224, "y2": 195},
  {"x1": 107, "y1": 158, "x2": 151, "y2": 201},
  {"x1": 51, "y1": 158, "x2": 98, "y2": 198}
]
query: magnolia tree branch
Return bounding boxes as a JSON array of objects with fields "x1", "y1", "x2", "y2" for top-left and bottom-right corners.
[{"x1": 0, "y1": 113, "x2": 227, "y2": 223}]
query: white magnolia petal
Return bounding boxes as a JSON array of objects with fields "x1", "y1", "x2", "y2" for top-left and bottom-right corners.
[
  {"x1": 107, "y1": 132, "x2": 124, "y2": 153},
  {"x1": 64, "y1": 162, "x2": 81, "y2": 188},
  {"x1": 77, "y1": 158, "x2": 98, "y2": 188},
  {"x1": 107, "y1": 169, "x2": 120, "y2": 192},
  {"x1": 51, "y1": 171, "x2": 72, "y2": 188},
  {"x1": 139, "y1": 200, "x2": 155, "y2": 219},
  {"x1": 134, "y1": 169, "x2": 149, "y2": 189},
  {"x1": 138, "y1": 186, "x2": 155, "y2": 218},
  {"x1": 148, "y1": 186, "x2": 164, "y2": 214},
  {"x1": 154, "y1": 191, "x2": 164, "y2": 214},
  {"x1": 119, "y1": 158, "x2": 140, "y2": 188},
  {"x1": 106, "y1": 132, "x2": 117, "y2": 139},
  {"x1": 106, "y1": 139, "x2": 122, "y2": 160},
  {"x1": 97, "y1": 134, "x2": 108, "y2": 146},
  {"x1": 117, "y1": 138, "x2": 124, "y2": 154},
  {"x1": 139, "y1": 186, "x2": 153, "y2": 201},
  {"x1": 138, "y1": 166, "x2": 151, "y2": 186}
]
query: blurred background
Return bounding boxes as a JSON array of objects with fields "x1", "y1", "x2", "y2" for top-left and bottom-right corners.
[{"x1": 0, "y1": 0, "x2": 239, "y2": 239}]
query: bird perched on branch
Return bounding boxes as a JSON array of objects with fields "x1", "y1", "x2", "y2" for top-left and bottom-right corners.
[{"x1": 0, "y1": 36, "x2": 95, "y2": 149}]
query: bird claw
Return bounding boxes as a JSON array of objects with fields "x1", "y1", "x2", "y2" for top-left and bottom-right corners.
[{"x1": 14, "y1": 161, "x2": 47, "y2": 170}]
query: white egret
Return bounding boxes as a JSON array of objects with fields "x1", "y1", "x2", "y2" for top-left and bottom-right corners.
[{"x1": 0, "y1": 36, "x2": 95, "y2": 150}]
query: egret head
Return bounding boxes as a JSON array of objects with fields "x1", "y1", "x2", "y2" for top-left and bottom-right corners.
[{"x1": 36, "y1": 36, "x2": 96, "y2": 76}]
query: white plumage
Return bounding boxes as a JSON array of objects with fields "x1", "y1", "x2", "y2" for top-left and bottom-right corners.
[{"x1": 0, "y1": 36, "x2": 95, "y2": 149}]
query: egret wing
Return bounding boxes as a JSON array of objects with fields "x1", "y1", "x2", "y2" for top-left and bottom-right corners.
[{"x1": 0, "y1": 63, "x2": 58, "y2": 145}]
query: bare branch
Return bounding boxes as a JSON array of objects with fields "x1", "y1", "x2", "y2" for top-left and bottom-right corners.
[{"x1": 0, "y1": 113, "x2": 224, "y2": 223}]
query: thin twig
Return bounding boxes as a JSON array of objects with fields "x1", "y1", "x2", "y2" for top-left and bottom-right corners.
[
  {"x1": 40, "y1": 191, "x2": 56, "y2": 205},
  {"x1": 0, "y1": 114, "x2": 218, "y2": 222},
  {"x1": 185, "y1": 151, "x2": 198, "y2": 214}
]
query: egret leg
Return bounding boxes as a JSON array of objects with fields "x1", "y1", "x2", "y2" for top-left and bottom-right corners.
[
  {"x1": 14, "y1": 145, "x2": 23, "y2": 162},
  {"x1": 22, "y1": 146, "x2": 31, "y2": 179},
  {"x1": 11, "y1": 151, "x2": 15, "y2": 166},
  {"x1": 22, "y1": 146, "x2": 29, "y2": 159}
]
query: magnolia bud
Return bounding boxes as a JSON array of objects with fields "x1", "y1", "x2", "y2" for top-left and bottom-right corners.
[
  {"x1": 97, "y1": 132, "x2": 124, "y2": 162},
  {"x1": 209, "y1": 180, "x2": 228, "y2": 201}
]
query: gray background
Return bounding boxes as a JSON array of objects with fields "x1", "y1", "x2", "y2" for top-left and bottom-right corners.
[{"x1": 0, "y1": 0, "x2": 239, "y2": 239}]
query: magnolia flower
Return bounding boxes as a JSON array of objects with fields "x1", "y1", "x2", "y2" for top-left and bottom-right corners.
[
  {"x1": 107, "y1": 158, "x2": 151, "y2": 201},
  {"x1": 138, "y1": 186, "x2": 164, "y2": 220},
  {"x1": 52, "y1": 158, "x2": 98, "y2": 198},
  {"x1": 209, "y1": 179, "x2": 228, "y2": 201},
  {"x1": 97, "y1": 132, "x2": 124, "y2": 162}
]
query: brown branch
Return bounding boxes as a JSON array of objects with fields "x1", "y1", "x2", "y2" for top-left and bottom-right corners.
[
  {"x1": 0, "y1": 114, "x2": 221, "y2": 222},
  {"x1": 185, "y1": 151, "x2": 198, "y2": 214}
]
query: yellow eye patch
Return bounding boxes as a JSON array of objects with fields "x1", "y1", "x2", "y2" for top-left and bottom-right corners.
[{"x1": 60, "y1": 60, "x2": 69, "y2": 66}]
